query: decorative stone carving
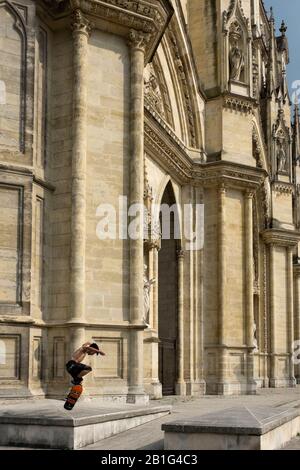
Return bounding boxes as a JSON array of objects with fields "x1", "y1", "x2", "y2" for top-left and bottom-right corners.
[
  {"x1": 253, "y1": 323, "x2": 258, "y2": 352},
  {"x1": 71, "y1": 8, "x2": 93, "y2": 36},
  {"x1": 261, "y1": 178, "x2": 271, "y2": 229},
  {"x1": 229, "y1": 21, "x2": 245, "y2": 82},
  {"x1": 252, "y1": 126, "x2": 264, "y2": 169},
  {"x1": 224, "y1": 95, "x2": 254, "y2": 114},
  {"x1": 273, "y1": 182, "x2": 295, "y2": 195},
  {"x1": 143, "y1": 264, "x2": 155, "y2": 326},
  {"x1": 168, "y1": 27, "x2": 197, "y2": 148},
  {"x1": 277, "y1": 138, "x2": 287, "y2": 173},
  {"x1": 252, "y1": 48, "x2": 259, "y2": 99},
  {"x1": 143, "y1": 159, "x2": 161, "y2": 251},
  {"x1": 128, "y1": 29, "x2": 151, "y2": 52},
  {"x1": 222, "y1": 0, "x2": 251, "y2": 94},
  {"x1": 272, "y1": 109, "x2": 292, "y2": 177},
  {"x1": 144, "y1": 64, "x2": 165, "y2": 118},
  {"x1": 144, "y1": 121, "x2": 192, "y2": 182}
]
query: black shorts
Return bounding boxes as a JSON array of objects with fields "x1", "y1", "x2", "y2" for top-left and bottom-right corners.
[{"x1": 66, "y1": 360, "x2": 91, "y2": 378}]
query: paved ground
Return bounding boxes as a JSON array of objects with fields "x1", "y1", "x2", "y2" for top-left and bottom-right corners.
[
  {"x1": 0, "y1": 387, "x2": 300, "y2": 450},
  {"x1": 81, "y1": 387, "x2": 300, "y2": 450}
]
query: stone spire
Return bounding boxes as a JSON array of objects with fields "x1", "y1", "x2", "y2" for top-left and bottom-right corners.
[
  {"x1": 293, "y1": 100, "x2": 300, "y2": 166},
  {"x1": 277, "y1": 20, "x2": 289, "y2": 62}
]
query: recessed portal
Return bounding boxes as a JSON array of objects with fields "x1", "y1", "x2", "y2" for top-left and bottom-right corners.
[{"x1": 158, "y1": 182, "x2": 179, "y2": 395}]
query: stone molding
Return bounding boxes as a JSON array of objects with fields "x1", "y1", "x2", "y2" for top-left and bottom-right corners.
[
  {"x1": 39, "y1": 0, "x2": 173, "y2": 63},
  {"x1": 223, "y1": 93, "x2": 256, "y2": 114},
  {"x1": 167, "y1": 25, "x2": 197, "y2": 148},
  {"x1": 261, "y1": 229, "x2": 300, "y2": 247},
  {"x1": 192, "y1": 165, "x2": 266, "y2": 190},
  {"x1": 272, "y1": 182, "x2": 295, "y2": 195},
  {"x1": 144, "y1": 115, "x2": 192, "y2": 183},
  {"x1": 145, "y1": 112, "x2": 267, "y2": 191}
]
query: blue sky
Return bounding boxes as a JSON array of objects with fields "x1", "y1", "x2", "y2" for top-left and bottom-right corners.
[{"x1": 264, "y1": 0, "x2": 300, "y2": 99}]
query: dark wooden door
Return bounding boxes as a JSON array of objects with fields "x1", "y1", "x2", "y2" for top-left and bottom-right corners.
[{"x1": 159, "y1": 338, "x2": 177, "y2": 395}]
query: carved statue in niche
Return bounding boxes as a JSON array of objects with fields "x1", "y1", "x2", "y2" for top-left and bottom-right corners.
[
  {"x1": 143, "y1": 264, "x2": 156, "y2": 327},
  {"x1": 229, "y1": 22, "x2": 245, "y2": 82},
  {"x1": 253, "y1": 323, "x2": 258, "y2": 352},
  {"x1": 277, "y1": 138, "x2": 287, "y2": 173}
]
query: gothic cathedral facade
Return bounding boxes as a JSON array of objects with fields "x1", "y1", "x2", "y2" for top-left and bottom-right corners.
[{"x1": 1, "y1": 0, "x2": 300, "y2": 401}]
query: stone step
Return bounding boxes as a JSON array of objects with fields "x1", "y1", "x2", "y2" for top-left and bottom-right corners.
[{"x1": 0, "y1": 399, "x2": 171, "y2": 450}]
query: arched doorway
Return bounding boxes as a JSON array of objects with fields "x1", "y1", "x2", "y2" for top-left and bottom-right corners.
[{"x1": 158, "y1": 182, "x2": 179, "y2": 395}]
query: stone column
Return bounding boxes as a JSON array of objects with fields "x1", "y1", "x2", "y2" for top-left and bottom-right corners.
[
  {"x1": 146, "y1": 242, "x2": 161, "y2": 398},
  {"x1": 218, "y1": 184, "x2": 227, "y2": 390},
  {"x1": 69, "y1": 10, "x2": 92, "y2": 351},
  {"x1": 194, "y1": 186, "x2": 205, "y2": 395},
  {"x1": 287, "y1": 247, "x2": 296, "y2": 385},
  {"x1": 153, "y1": 247, "x2": 159, "y2": 332},
  {"x1": 176, "y1": 249, "x2": 186, "y2": 395},
  {"x1": 245, "y1": 191, "x2": 256, "y2": 394},
  {"x1": 127, "y1": 30, "x2": 150, "y2": 402},
  {"x1": 269, "y1": 243, "x2": 276, "y2": 385},
  {"x1": 245, "y1": 191, "x2": 254, "y2": 348},
  {"x1": 294, "y1": 266, "x2": 300, "y2": 383}
]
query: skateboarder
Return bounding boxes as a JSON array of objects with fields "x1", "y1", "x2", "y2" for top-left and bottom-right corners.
[{"x1": 66, "y1": 341, "x2": 106, "y2": 385}]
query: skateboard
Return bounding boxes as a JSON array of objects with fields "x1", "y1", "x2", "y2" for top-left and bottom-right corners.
[{"x1": 64, "y1": 383, "x2": 83, "y2": 410}]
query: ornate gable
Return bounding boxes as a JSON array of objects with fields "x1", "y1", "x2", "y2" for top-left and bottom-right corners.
[{"x1": 222, "y1": 0, "x2": 252, "y2": 96}]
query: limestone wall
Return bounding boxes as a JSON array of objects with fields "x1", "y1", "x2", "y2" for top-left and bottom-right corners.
[
  {"x1": 86, "y1": 31, "x2": 130, "y2": 323},
  {"x1": 224, "y1": 189, "x2": 245, "y2": 346},
  {"x1": 48, "y1": 29, "x2": 73, "y2": 323}
]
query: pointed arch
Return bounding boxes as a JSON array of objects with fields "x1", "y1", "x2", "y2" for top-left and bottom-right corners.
[
  {"x1": 155, "y1": 176, "x2": 183, "y2": 248},
  {"x1": 146, "y1": 11, "x2": 205, "y2": 154}
]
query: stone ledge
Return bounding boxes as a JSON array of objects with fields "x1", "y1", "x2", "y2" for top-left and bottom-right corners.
[
  {"x1": 162, "y1": 406, "x2": 300, "y2": 436},
  {"x1": 0, "y1": 400, "x2": 172, "y2": 449},
  {"x1": 0, "y1": 404, "x2": 171, "y2": 427},
  {"x1": 163, "y1": 406, "x2": 300, "y2": 450}
]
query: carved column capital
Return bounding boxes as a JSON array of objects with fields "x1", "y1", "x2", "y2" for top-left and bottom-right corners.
[
  {"x1": 128, "y1": 29, "x2": 151, "y2": 53},
  {"x1": 219, "y1": 182, "x2": 227, "y2": 196},
  {"x1": 71, "y1": 9, "x2": 93, "y2": 37},
  {"x1": 177, "y1": 249, "x2": 185, "y2": 260},
  {"x1": 245, "y1": 190, "x2": 255, "y2": 199}
]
